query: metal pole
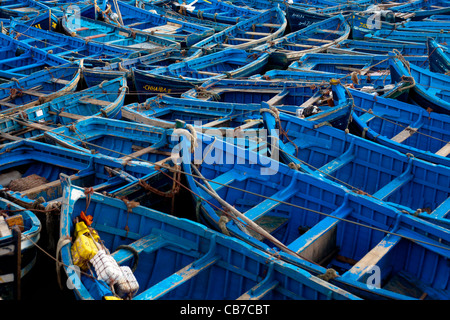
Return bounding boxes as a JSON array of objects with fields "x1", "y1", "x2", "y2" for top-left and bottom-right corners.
[{"x1": 12, "y1": 226, "x2": 21, "y2": 300}]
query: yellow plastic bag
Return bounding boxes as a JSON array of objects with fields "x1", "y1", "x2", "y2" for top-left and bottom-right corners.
[{"x1": 71, "y1": 221, "x2": 101, "y2": 270}]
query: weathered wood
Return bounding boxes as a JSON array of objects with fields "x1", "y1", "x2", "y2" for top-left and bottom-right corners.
[
  {"x1": 391, "y1": 126, "x2": 417, "y2": 143},
  {"x1": 435, "y1": 142, "x2": 450, "y2": 157},
  {"x1": 79, "y1": 97, "x2": 110, "y2": 106}
]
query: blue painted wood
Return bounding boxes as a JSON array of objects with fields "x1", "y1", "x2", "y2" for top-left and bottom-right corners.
[
  {"x1": 181, "y1": 130, "x2": 450, "y2": 300},
  {"x1": 389, "y1": 52, "x2": 450, "y2": 115},
  {"x1": 187, "y1": 6, "x2": 287, "y2": 59},
  {"x1": 261, "y1": 106, "x2": 450, "y2": 228},
  {"x1": 0, "y1": 32, "x2": 68, "y2": 81},
  {"x1": 0, "y1": 60, "x2": 82, "y2": 114},
  {"x1": 181, "y1": 78, "x2": 353, "y2": 130},
  {"x1": 171, "y1": 0, "x2": 261, "y2": 25},
  {"x1": 253, "y1": 14, "x2": 350, "y2": 68},
  {"x1": 44, "y1": 116, "x2": 172, "y2": 162},
  {"x1": 0, "y1": 76, "x2": 127, "y2": 143},
  {"x1": 59, "y1": 177, "x2": 360, "y2": 300},
  {"x1": 328, "y1": 39, "x2": 428, "y2": 57},
  {"x1": 9, "y1": 19, "x2": 138, "y2": 63},
  {"x1": 0, "y1": 198, "x2": 41, "y2": 284},
  {"x1": 132, "y1": 49, "x2": 269, "y2": 100},
  {"x1": 60, "y1": 14, "x2": 178, "y2": 51},
  {"x1": 350, "y1": 87, "x2": 450, "y2": 167},
  {"x1": 0, "y1": 138, "x2": 158, "y2": 209},
  {"x1": 101, "y1": 0, "x2": 215, "y2": 48},
  {"x1": 427, "y1": 38, "x2": 450, "y2": 74}
]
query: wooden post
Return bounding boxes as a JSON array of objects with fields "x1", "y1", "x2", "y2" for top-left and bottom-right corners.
[{"x1": 12, "y1": 226, "x2": 21, "y2": 300}]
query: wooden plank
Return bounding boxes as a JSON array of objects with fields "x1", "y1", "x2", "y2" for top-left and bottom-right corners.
[
  {"x1": 243, "y1": 31, "x2": 270, "y2": 37},
  {"x1": 195, "y1": 70, "x2": 221, "y2": 76},
  {"x1": 435, "y1": 142, "x2": 450, "y2": 157},
  {"x1": 79, "y1": 97, "x2": 110, "y2": 106},
  {"x1": 50, "y1": 78, "x2": 71, "y2": 85},
  {"x1": 134, "y1": 255, "x2": 220, "y2": 300},
  {"x1": 237, "y1": 280, "x2": 278, "y2": 300},
  {"x1": 84, "y1": 33, "x2": 108, "y2": 40},
  {"x1": 343, "y1": 234, "x2": 401, "y2": 281},
  {"x1": 391, "y1": 126, "x2": 417, "y2": 143}
]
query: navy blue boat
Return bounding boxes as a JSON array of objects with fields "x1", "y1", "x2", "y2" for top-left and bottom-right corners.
[
  {"x1": 286, "y1": 5, "x2": 330, "y2": 32},
  {"x1": 59, "y1": 177, "x2": 360, "y2": 300},
  {"x1": 132, "y1": 49, "x2": 270, "y2": 100}
]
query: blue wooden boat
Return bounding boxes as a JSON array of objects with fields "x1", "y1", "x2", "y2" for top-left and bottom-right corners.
[
  {"x1": 132, "y1": 49, "x2": 270, "y2": 100},
  {"x1": 427, "y1": 38, "x2": 450, "y2": 74},
  {"x1": 290, "y1": 52, "x2": 429, "y2": 75},
  {"x1": 60, "y1": 14, "x2": 178, "y2": 52},
  {"x1": 0, "y1": 198, "x2": 41, "y2": 290},
  {"x1": 285, "y1": 5, "x2": 331, "y2": 32},
  {"x1": 349, "y1": 86, "x2": 450, "y2": 168},
  {"x1": 59, "y1": 178, "x2": 360, "y2": 300},
  {"x1": 366, "y1": 29, "x2": 450, "y2": 45},
  {"x1": 44, "y1": 117, "x2": 173, "y2": 164},
  {"x1": 187, "y1": 6, "x2": 287, "y2": 59},
  {"x1": 0, "y1": 0, "x2": 51, "y2": 20},
  {"x1": 0, "y1": 76, "x2": 127, "y2": 145},
  {"x1": 11, "y1": 8, "x2": 59, "y2": 31},
  {"x1": 121, "y1": 94, "x2": 264, "y2": 130},
  {"x1": 81, "y1": 47, "x2": 185, "y2": 103},
  {"x1": 0, "y1": 60, "x2": 82, "y2": 115},
  {"x1": 9, "y1": 20, "x2": 139, "y2": 64},
  {"x1": 389, "y1": 52, "x2": 450, "y2": 115},
  {"x1": 181, "y1": 78, "x2": 353, "y2": 130},
  {"x1": 261, "y1": 107, "x2": 450, "y2": 227},
  {"x1": 327, "y1": 39, "x2": 428, "y2": 57},
  {"x1": 425, "y1": 14, "x2": 450, "y2": 21},
  {"x1": 0, "y1": 139, "x2": 161, "y2": 211},
  {"x1": 250, "y1": 69, "x2": 399, "y2": 91},
  {"x1": 180, "y1": 131, "x2": 450, "y2": 300},
  {"x1": 253, "y1": 14, "x2": 350, "y2": 68},
  {"x1": 349, "y1": 13, "x2": 400, "y2": 40},
  {"x1": 136, "y1": 1, "x2": 230, "y2": 32},
  {"x1": 171, "y1": 0, "x2": 261, "y2": 25},
  {"x1": 99, "y1": 0, "x2": 215, "y2": 47},
  {"x1": 0, "y1": 32, "x2": 68, "y2": 81},
  {"x1": 389, "y1": 0, "x2": 450, "y2": 21}
]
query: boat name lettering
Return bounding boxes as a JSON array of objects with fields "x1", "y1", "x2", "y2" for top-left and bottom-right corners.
[{"x1": 143, "y1": 85, "x2": 172, "y2": 93}]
